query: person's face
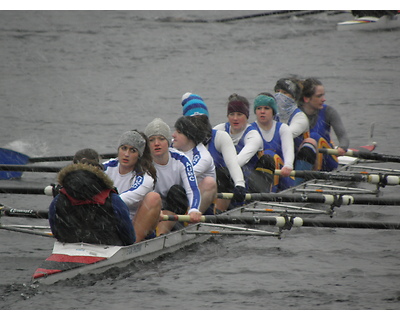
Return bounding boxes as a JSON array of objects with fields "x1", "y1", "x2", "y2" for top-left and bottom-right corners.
[
  {"x1": 255, "y1": 106, "x2": 274, "y2": 125},
  {"x1": 275, "y1": 88, "x2": 294, "y2": 100},
  {"x1": 172, "y1": 130, "x2": 191, "y2": 151},
  {"x1": 148, "y1": 135, "x2": 169, "y2": 157},
  {"x1": 227, "y1": 112, "x2": 248, "y2": 133},
  {"x1": 118, "y1": 145, "x2": 139, "y2": 172},
  {"x1": 304, "y1": 85, "x2": 326, "y2": 110}
]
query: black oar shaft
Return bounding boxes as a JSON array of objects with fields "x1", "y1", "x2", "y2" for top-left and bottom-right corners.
[
  {"x1": 0, "y1": 164, "x2": 62, "y2": 172},
  {"x1": 2, "y1": 208, "x2": 49, "y2": 219},
  {"x1": 218, "y1": 193, "x2": 400, "y2": 206},
  {"x1": 319, "y1": 148, "x2": 400, "y2": 163},
  {"x1": 29, "y1": 152, "x2": 116, "y2": 163},
  {"x1": 164, "y1": 215, "x2": 400, "y2": 230},
  {"x1": 275, "y1": 169, "x2": 366, "y2": 182},
  {"x1": 275, "y1": 169, "x2": 400, "y2": 186},
  {"x1": 215, "y1": 10, "x2": 327, "y2": 23},
  {"x1": 0, "y1": 186, "x2": 51, "y2": 195}
]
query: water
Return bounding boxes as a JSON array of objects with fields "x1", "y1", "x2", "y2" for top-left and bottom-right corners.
[{"x1": 0, "y1": 10, "x2": 400, "y2": 310}]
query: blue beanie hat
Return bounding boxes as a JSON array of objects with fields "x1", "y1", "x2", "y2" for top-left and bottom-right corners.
[
  {"x1": 254, "y1": 94, "x2": 278, "y2": 115},
  {"x1": 182, "y1": 92, "x2": 209, "y2": 117}
]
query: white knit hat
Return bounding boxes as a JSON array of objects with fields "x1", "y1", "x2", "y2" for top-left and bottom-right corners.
[
  {"x1": 144, "y1": 118, "x2": 172, "y2": 145},
  {"x1": 118, "y1": 130, "x2": 146, "y2": 156}
]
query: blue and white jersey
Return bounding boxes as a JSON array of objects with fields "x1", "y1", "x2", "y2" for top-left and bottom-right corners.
[
  {"x1": 182, "y1": 143, "x2": 216, "y2": 183},
  {"x1": 103, "y1": 158, "x2": 155, "y2": 219},
  {"x1": 154, "y1": 148, "x2": 201, "y2": 214}
]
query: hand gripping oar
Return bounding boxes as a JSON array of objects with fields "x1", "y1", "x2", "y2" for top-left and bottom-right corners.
[
  {"x1": 319, "y1": 148, "x2": 400, "y2": 163},
  {"x1": 275, "y1": 169, "x2": 400, "y2": 186},
  {"x1": 217, "y1": 193, "x2": 400, "y2": 206},
  {"x1": 162, "y1": 214, "x2": 400, "y2": 230}
]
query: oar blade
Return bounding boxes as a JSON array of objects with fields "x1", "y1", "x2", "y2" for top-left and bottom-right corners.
[{"x1": 0, "y1": 148, "x2": 30, "y2": 179}]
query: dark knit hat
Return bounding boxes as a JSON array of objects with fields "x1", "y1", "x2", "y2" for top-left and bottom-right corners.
[
  {"x1": 254, "y1": 94, "x2": 278, "y2": 115},
  {"x1": 227, "y1": 100, "x2": 250, "y2": 118},
  {"x1": 174, "y1": 116, "x2": 206, "y2": 146},
  {"x1": 182, "y1": 92, "x2": 209, "y2": 117},
  {"x1": 274, "y1": 78, "x2": 301, "y2": 101}
]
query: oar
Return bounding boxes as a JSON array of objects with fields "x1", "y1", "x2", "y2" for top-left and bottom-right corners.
[
  {"x1": 0, "y1": 148, "x2": 116, "y2": 164},
  {"x1": 275, "y1": 169, "x2": 400, "y2": 186},
  {"x1": 319, "y1": 148, "x2": 400, "y2": 163},
  {"x1": 218, "y1": 193, "x2": 400, "y2": 206},
  {"x1": 162, "y1": 214, "x2": 400, "y2": 230},
  {"x1": 0, "y1": 147, "x2": 116, "y2": 179},
  {"x1": 0, "y1": 225, "x2": 53, "y2": 237},
  {"x1": 1, "y1": 207, "x2": 49, "y2": 219},
  {"x1": 215, "y1": 10, "x2": 329, "y2": 23},
  {"x1": 0, "y1": 186, "x2": 53, "y2": 195},
  {"x1": 0, "y1": 164, "x2": 63, "y2": 173}
]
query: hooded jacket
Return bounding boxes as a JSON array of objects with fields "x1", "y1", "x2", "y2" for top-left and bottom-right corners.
[{"x1": 49, "y1": 163, "x2": 136, "y2": 246}]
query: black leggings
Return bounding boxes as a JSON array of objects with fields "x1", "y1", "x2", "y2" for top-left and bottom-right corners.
[{"x1": 162, "y1": 185, "x2": 189, "y2": 215}]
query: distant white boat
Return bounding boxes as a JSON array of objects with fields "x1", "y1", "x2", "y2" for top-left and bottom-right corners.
[{"x1": 337, "y1": 14, "x2": 400, "y2": 31}]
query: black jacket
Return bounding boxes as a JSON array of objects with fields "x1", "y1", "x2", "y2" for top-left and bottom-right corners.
[{"x1": 49, "y1": 163, "x2": 136, "y2": 246}]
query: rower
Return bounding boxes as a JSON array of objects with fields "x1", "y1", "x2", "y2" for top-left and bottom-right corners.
[
  {"x1": 181, "y1": 92, "x2": 246, "y2": 213},
  {"x1": 144, "y1": 118, "x2": 203, "y2": 235},
  {"x1": 251, "y1": 93, "x2": 295, "y2": 192},
  {"x1": 214, "y1": 94, "x2": 273, "y2": 199},
  {"x1": 273, "y1": 78, "x2": 317, "y2": 184},
  {"x1": 298, "y1": 78, "x2": 350, "y2": 172},
  {"x1": 48, "y1": 162, "x2": 136, "y2": 246},
  {"x1": 172, "y1": 115, "x2": 217, "y2": 215},
  {"x1": 103, "y1": 130, "x2": 161, "y2": 243}
]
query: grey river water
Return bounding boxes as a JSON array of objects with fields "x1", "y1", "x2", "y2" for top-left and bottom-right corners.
[{"x1": 0, "y1": 10, "x2": 399, "y2": 311}]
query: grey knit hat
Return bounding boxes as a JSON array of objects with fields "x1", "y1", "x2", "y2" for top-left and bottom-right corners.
[
  {"x1": 144, "y1": 118, "x2": 172, "y2": 145},
  {"x1": 118, "y1": 130, "x2": 146, "y2": 156}
]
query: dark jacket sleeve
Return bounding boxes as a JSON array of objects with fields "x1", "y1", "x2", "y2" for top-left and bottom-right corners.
[
  {"x1": 110, "y1": 193, "x2": 136, "y2": 245},
  {"x1": 48, "y1": 195, "x2": 59, "y2": 239}
]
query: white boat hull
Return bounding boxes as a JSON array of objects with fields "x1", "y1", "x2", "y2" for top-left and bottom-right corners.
[
  {"x1": 337, "y1": 15, "x2": 400, "y2": 31},
  {"x1": 33, "y1": 223, "x2": 212, "y2": 284}
]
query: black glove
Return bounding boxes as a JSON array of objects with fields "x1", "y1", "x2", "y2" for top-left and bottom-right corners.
[
  {"x1": 232, "y1": 185, "x2": 246, "y2": 202},
  {"x1": 50, "y1": 183, "x2": 62, "y2": 198}
]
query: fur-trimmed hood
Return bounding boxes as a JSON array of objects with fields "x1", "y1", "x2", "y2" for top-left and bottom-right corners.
[{"x1": 58, "y1": 163, "x2": 115, "y2": 201}]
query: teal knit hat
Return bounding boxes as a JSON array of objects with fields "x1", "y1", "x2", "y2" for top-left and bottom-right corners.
[{"x1": 253, "y1": 94, "x2": 278, "y2": 115}]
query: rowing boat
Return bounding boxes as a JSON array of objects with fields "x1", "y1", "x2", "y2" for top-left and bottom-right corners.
[
  {"x1": 31, "y1": 143, "x2": 388, "y2": 284},
  {"x1": 337, "y1": 14, "x2": 400, "y2": 31},
  {"x1": 32, "y1": 223, "x2": 278, "y2": 284}
]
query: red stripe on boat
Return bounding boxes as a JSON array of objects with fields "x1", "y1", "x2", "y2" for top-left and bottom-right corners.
[
  {"x1": 33, "y1": 268, "x2": 62, "y2": 279},
  {"x1": 46, "y1": 253, "x2": 106, "y2": 264}
]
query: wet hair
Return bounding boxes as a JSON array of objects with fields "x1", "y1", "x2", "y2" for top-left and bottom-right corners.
[
  {"x1": 192, "y1": 114, "x2": 212, "y2": 145},
  {"x1": 73, "y1": 148, "x2": 103, "y2": 170},
  {"x1": 132, "y1": 130, "x2": 157, "y2": 185},
  {"x1": 174, "y1": 116, "x2": 207, "y2": 146},
  {"x1": 228, "y1": 93, "x2": 250, "y2": 107},
  {"x1": 299, "y1": 78, "x2": 323, "y2": 105}
]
